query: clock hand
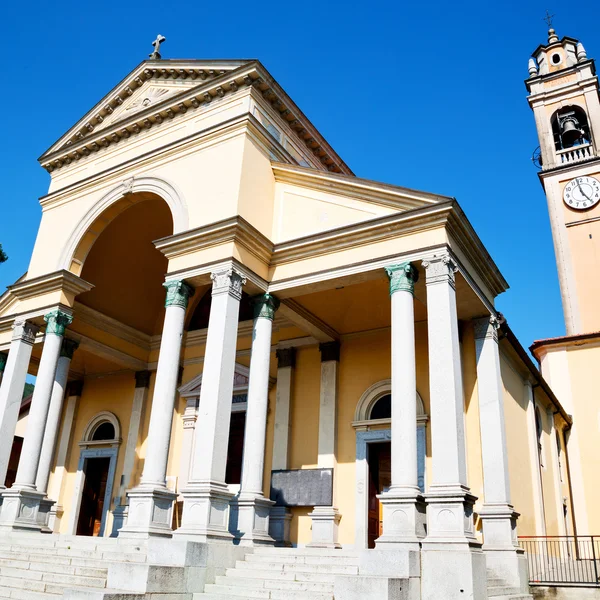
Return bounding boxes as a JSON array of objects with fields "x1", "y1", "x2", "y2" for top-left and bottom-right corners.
[{"x1": 577, "y1": 181, "x2": 591, "y2": 201}]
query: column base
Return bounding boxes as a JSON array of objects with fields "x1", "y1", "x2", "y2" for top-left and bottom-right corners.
[
  {"x1": 111, "y1": 503, "x2": 129, "y2": 537},
  {"x1": 307, "y1": 505, "x2": 341, "y2": 549},
  {"x1": 231, "y1": 493, "x2": 275, "y2": 546},
  {"x1": 36, "y1": 497, "x2": 55, "y2": 533},
  {"x1": 269, "y1": 506, "x2": 292, "y2": 547},
  {"x1": 0, "y1": 488, "x2": 45, "y2": 533},
  {"x1": 47, "y1": 503, "x2": 63, "y2": 533},
  {"x1": 174, "y1": 482, "x2": 234, "y2": 543},
  {"x1": 421, "y1": 544, "x2": 487, "y2": 600},
  {"x1": 118, "y1": 485, "x2": 175, "y2": 539},
  {"x1": 375, "y1": 489, "x2": 426, "y2": 550},
  {"x1": 422, "y1": 486, "x2": 480, "y2": 548}
]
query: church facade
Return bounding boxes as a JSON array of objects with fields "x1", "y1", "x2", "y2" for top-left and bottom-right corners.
[{"x1": 0, "y1": 26, "x2": 594, "y2": 600}]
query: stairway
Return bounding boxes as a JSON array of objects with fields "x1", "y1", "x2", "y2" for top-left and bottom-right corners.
[
  {"x1": 487, "y1": 576, "x2": 532, "y2": 600},
  {"x1": 197, "y1": 547, "x2": 360, "y2": 600},
  {"x1": 0, "y1": 534, "x2": 147, "y2": 599}
]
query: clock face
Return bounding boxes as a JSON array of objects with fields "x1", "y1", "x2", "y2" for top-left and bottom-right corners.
[{"x1": 563, "y1": 176, "x2": 600, "y2": 210}]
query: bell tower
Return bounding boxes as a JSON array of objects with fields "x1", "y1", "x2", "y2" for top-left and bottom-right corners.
[{"x1": 527, "y1": 26, "x2": 600, "y2": 335}]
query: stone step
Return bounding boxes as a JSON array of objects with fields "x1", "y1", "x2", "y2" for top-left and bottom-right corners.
[
  {"x1": 0, "y1": 558, "x2": 107, "y2": 578},
  {"x1": 245, "y1": 553, "x2": 359, "y2": 566},
  {"x1": 214, "y1": 574, "x2": 333, "y2": 592},
  {"x1": 225, "y1": 567, "x2": 337, "y2": 583},
  {"x1": 488, "y1": 586, "x2": 531, "y2": 598},
  {"x1": 202, "y1": 584, "x2": 333, "y2": 599},
  {"x1": 3, "y1": 590, "x2": 62, "y2": 600},
  {"x1": 235, "y1": 559, "x2": 359, "y2": 575},
  {"x1": 0, "y1": 547, "x2": 145, "y2": 565},
  {"x1": 253, "y1": 547, "x2": 359, "y2": 558}
]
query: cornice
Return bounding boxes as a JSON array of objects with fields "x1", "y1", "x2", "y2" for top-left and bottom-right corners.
[
  {"x1": 154, "y1": 215, "x2": 273, "y2": 264},
  {"x1": 272, "y1": 163, "x2": 448, "y2": 210},
  {"x1": 530, "y1": 330, "x2": 600, "y2": 354},
  {"x1": 270, "y1": 201, "x2": 455, "y2": 266},
  {"x1": 39, "y1": 60, "x2": 350, "y2": 177},
  {"x1": 7, "y1": 270, "x2": 93, "y2": 301}
]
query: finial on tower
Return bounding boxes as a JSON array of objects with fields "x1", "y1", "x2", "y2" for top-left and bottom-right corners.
[
  {"x1": 528, "y1": 57, "x2": 539, "y2": 77},
  {"x1": 577, "y1": 42, "x2": 588, "y2": 62},
  {"x1": 149, "y1": 34, "x2": 166, "y2": 60},
  {"x1": 543, "y1": 10, "x2": 559, "y2": 43}
]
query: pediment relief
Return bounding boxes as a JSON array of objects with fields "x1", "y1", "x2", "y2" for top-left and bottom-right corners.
[{"x1": 179, "y1": 363, "x2": 251, "y2": 398}]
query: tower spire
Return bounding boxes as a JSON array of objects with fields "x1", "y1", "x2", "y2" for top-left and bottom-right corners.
[{"x1": 543, "y1": 10, "x2": 559, "y2": 43}]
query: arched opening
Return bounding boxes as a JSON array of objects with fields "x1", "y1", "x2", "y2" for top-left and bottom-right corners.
[
  {"x1": 78, "y1": 193, "x2": 174, "y2": 336},
  {"x1": 91, "y1": 422, "x2": 116, "y2": 442},
  {"x1": 369, "y1": 394, "x2": 391, "y2": 420},
  {"x1": 551, "y1": 106, "x2": 592, "y2": 150}
]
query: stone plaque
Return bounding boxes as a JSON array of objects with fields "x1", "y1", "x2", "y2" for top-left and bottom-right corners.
[{"x1": 270, "y1": 469, "x2": 333, "y2": 507}]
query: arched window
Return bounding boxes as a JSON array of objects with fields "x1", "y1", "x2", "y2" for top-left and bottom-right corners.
[
  {"x1": 551, "y1": 106, "x2": 592, "y2": 150},
  {"x1": 82, "y1": 412, "x2": 121, "y2": 444},
  {"x1": 369, "y1": 394, "x2": 391, "y2": 420},
  {"x1": 535, "y1": 407, "x2": 544, "y2": 468},
  {"x1": 354, "y1": 380, "x2": 427, "y2": 424}
]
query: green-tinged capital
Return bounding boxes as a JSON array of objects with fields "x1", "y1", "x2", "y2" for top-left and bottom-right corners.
[
  {"x1": 251, "y1": 293, "x2": 281, "y2": 321},
  {"x1": 45, "y1": 310, "x2": 73, "y2": 336},
  {"x1": 164, "y1": 280, "x2": 195, "y2": 309},
  {"x1": 385, "y1": 263, "x2": 419, "y2": 296},
  {"x1": 60, "y1": 338, "x2": 79, "y2": 360}
]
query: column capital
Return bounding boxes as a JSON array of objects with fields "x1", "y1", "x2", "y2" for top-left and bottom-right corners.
[
  {"x1": 319, "y1": 341, "x2": 340, "y2": 363},
  {"x1": 12, "y1": 319, "x2": 40, "y2": 344},
  {"x1": 44, "y1": 310, "x2": 73, "y2": 337},
  {"x1": 251, "y1": 293, "x2": 280, "y2": 321},
  {"x1": 67, "y1": 380, "x2": 84, "y2": 397},
  {"x1": 60, "y1": 338, "x2": 79, "y2": 360},
  {"x1": 385, "y1": 262, "x2": 419, "y2": 295},
  {"x1": 163, "y1": 280, "x2": 195, "y2": 309},
  {"x1": 135, "y1": 370, "x2": 151, "y2": 388},
  {"x1": 210, "y1": 268, "x2": 246, "y2": 301},
  {"x1": 422, "y1": 254, "x2": 458, "y2": 288},
  {"x1": 0, "y1": 351, "x2": 7, "y2": 372},
  {"x1": 276, "y1": 347, "x2": 296, "y2": 369},
  {"x1": 473, "y1": 316, "x2": 500, "y2": 343}
]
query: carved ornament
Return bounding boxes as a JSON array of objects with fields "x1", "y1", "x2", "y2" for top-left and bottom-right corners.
[
  {"x1": 251, "y1": 293, "x2": 280, "y2": 321},
  {"x1": 385, "y1": 262, "x2": 419, "y2": 296},
  {"x1": 210, "y1": 268, "x2": 246, "y2": 301},
  {"x1": 44, "y1": 310, "x2": 73, "y2": 337},
  {"x1": 163, "y1": 280, "x2": 195, "y2": 309}
]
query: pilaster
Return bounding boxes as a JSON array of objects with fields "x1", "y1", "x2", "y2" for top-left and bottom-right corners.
[
  {"x1": 309, "y1": 341, "x2": 341, "y2": 549},
  {"x1": 176, "y1": 268, "x2": 245, "y2": 543},
  {"x1": 269, "y1": 347, "x2": 295, "y2": 546},
  {"x1": 112, "y1": 370, "x2": 151, "y2": 536}
]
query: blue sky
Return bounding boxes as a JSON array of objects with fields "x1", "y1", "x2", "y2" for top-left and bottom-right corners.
[{"x1": 1, "y1": 0, "x2": 598, "y2": 354}]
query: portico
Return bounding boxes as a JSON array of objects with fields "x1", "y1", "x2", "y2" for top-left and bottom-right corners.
[{"x1": 0, "y1": 48, "x2": 570, "y2": 599}]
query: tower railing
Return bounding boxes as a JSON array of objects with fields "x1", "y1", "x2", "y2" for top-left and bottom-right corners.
[
  {"x1": 519, "y1": 536, "x2": 600, "y2": 586},
  {"x1": 555, "y1": 142, "x2": 595, "y2": 167}
]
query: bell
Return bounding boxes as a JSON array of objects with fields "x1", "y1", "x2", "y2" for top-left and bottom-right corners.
[{"x1": 560, "y1": 116, "x2": 583, "y2": 148}]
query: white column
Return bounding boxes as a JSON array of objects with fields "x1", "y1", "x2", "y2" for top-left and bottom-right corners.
[
  {"x1": 47, "y1": 380, "x2": 83, "y2": 532},
  {"x1": 111, "y1": 370, "x2": 150, "y2": 536},
  {"x1": 236, "y1": 294, "x2": 279, "y2": 545},
  {"x1": 377, "y1": 262, "x2": 425, "y2": 550},
  {"x1": 176, "y1": 267, "x2": 245, "y2": 542},
  {"x1": 35, "y1": 338, "x2": 78, "y2": 531},
  {"x1": 36, "y1": 339, "x2": 78, "y2": 495},
  {"x1": 309, "y1": 341, "x2": 341, "y2": 548},
  {"x1": 474, "y1": 317, "x2": 528, "y2": 591},
  {"x1": 0, "y1": 320, "x2": 39, "y2": 489},
  {"x1": 420, "y1": 254, "x2": 486, "y2": 600},
  {"x1": 269, "y1": 348, "x2": 295, "y2": 546},
  {"x1": 0, "y1": 310, "x2": 72, "y2": 533},
  {"x1": 121, "y1": 281, "x2": 193, "y2": 538}
]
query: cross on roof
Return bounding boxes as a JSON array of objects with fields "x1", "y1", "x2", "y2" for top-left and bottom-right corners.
[
  {"x1": 149, "y1": 34, "x2": 166, "y2": 60},
  {"x1": 543, "y1": 9, "x2": 555, "y2": 28}
]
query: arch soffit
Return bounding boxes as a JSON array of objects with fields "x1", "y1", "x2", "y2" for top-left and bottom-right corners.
[
  {"x1": 549, "y1": 101, "x2": 588, "y2": 123},
  {"x1": 354, "y1": 379, "x2": 427, "y2": 423},
  {"x1": 82, "y1": 411, "x2": 121, "y2": 443},
  {"x1": 59, "y1": 176, "x2": 189, "y2": 274}
]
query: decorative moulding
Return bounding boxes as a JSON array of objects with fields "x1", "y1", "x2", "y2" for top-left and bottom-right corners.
[
  {"x1": 39, "y1": 60, "x2": 351, "y2": 177},
  {"x1": 154, "y1": 215, "x2": 273, "y2": 265},
  {"x1": 7, "y1": 270, "x2": 93, "y2": 302}
]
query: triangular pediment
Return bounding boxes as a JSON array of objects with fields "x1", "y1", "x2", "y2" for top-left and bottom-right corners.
[
  {"x1": 40, "y1": 59, "x2": 254, "y2": 163},
  {"x1": 178, "y1": 363, "x2": 251, "y2": 398}
]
